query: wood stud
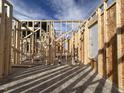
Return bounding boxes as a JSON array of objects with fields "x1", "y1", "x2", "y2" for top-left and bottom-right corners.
[{"x1": 0, "y1": 0, "x2": 124, "y2": 91}]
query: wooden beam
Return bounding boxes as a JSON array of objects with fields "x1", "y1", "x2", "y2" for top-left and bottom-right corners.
[{"x1": 20, "y1": 20, "x2": 84, "y2": 23}]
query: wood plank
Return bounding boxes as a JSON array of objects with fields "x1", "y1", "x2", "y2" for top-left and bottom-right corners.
[{"x1": 11, "y1": 64, "x2": 34, "y2": 68}]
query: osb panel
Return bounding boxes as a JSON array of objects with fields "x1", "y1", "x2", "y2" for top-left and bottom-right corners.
[
  {"x1": 121, "y1": 0, "x2": 124, "y2": 88},
  {"x1": 99, "y1": 14, "x2": 107, "y2": 77},
  {"x1": 107, "y1": 5, "x2": 118, "y2": 85},
  {"x1": 121, "y1": 0, "x2": 124, "y2": 24}
]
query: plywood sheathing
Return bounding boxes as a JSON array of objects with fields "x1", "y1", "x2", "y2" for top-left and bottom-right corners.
[{"x1": 116, "y1": 0, "x2": 124, "y2": 90}]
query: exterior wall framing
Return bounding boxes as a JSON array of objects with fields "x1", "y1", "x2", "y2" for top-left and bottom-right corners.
[
  {"x1": 68, "y1": 0, "x2": 124, "y2": 91},
  {"x1": 0, "y1": 0, "x2": 124, "y2": 92}
]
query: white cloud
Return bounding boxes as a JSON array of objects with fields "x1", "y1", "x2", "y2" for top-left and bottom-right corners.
[
  {"x1": 9, "y1": 0, "x2": 51, "y2": 20},
  {"x1": 8, "y1": 0, "x2": 100, "y2": 20},
  {"x1": 48, "y1": 0, "x2": 85, "y2": 20}
]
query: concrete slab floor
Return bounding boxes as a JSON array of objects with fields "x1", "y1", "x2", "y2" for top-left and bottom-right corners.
[{"x1": 0, "y1": 64, "x2": 123, "y2": 93}]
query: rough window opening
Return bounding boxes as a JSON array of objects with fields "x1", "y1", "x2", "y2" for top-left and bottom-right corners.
[
  {"x1": 27, "y1": 31, "x2": 31, "y2": 35},
  {"x1": 28, "y1": 22, "x2": 33, "y2": 27},
  {"x1": 42, "y1": 22, "x2": 47, "y2": 31},
  {"x1": 34, "y1": 22, "x2": 40, "y2": 27},
  {"x1": 22, "y1": 31, "x2": 26, "y2": 38},
  {"x1": 36, "y1": 30, "x2": 40, "y2": 39},
  {"x1": 22, "y1": 22, "x2": 27, "y2": 27}
]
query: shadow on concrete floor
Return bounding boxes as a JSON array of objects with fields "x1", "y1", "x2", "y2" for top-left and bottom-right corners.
[{"x1": 0, "y1": 64, "x2": 122, "y2": 93}]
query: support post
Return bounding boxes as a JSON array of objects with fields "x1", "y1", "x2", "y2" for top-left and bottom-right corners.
[{"x1": 0, "y1": 0, "x2": 5, "y2": 78}]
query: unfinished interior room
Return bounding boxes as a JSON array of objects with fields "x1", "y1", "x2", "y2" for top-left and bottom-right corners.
[{"x1": 0, "y1": 0, "x2": 124, "y2": 93}]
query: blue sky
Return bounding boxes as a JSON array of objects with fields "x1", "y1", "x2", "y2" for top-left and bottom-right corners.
[{"x1": 10, "y1": 0, "x2": 102, "y2": 20}]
